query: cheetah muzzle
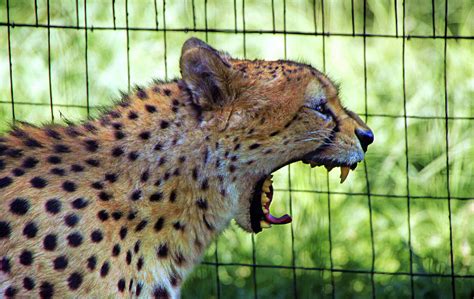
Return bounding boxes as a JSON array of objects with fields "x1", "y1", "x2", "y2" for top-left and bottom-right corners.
[{"x1": 0, "y1": 37, "x2": 373, "y2": 298}]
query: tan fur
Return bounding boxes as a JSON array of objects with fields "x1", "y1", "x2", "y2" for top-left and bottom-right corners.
[{"x1": 0, "y1": 38, "x2": 372, "y2": 298}]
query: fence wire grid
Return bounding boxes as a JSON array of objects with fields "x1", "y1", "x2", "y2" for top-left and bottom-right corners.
[{"x1": 0, "y1": 0, "x2": 473, "y2": 298}]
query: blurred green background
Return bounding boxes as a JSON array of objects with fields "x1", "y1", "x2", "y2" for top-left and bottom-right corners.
[{"x1": 0, "y1": 0, "x2": 473, "y2": 298}]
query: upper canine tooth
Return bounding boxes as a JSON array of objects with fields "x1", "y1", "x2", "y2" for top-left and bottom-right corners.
[{"x1": 340, "y1": 166, "x2": 350, "y2": 183}]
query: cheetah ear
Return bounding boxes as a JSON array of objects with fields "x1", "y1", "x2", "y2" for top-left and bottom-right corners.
[{"x1": 180, "y1": 38, "x2": 241, "y2": 109}]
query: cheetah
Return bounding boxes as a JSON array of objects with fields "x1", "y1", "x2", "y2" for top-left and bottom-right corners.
[{"x1": 0, "y1": 37, "x2": 374, "y2": 298}]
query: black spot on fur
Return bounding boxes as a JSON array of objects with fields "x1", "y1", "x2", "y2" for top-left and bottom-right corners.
[
  {"x1": 1, "y1": 256, "x2": 11, "y2": 273},
  {"x1": 5, "y1": 286, "x2": 18, "y2": 298},
  {"x1": 0, "y1": 176, "x2": 13, "y2": 189},
  {"x1": 158, "y1": 157, "x2": 166, "y2": 166},
  {"x1": 87, "y1": 256, "x2": 97, "y2": 270},
  {"x1": 127, "y1": 211, "x2": 137, "y2": 220},
  {"x1": 98, "y1": 210, "x2": 109, "y2": 221},
  {"x1": 30, "y1": 177, "x2": 47, "y2": 188},
  {"x1": 115, "y1": 131, "x2": 126, "y2": 140},
  {"x1": 84, "y1": 139, "x2": 99, "y2": 152},
  {"x1": 154, "y1": 217, "x2": 164, "y2": 232},
  {"x1": 39, "y1": 282, "x2": 54, "y2": 299},
  {"x1": 112, "y1": 244, "x2": 121, "y2": 256},
  {"x1": 5, "y1": 148, "x2": 23, "y2": 158},
  {"x1": 131, "y1": 190, "x2": 142, "y2": 201},
  {"x1": 46, "y1": 129, "x2": 62, "y2": 140},
  {"x1": 23, "y1": 222, "x2": 38, "y2": 238},
  {"x1": 100, "y1": 262, "x2": 110, "y2": 277},
  {"x1": 50, "y1": 168, "x2": 66, "y2": 176},
  {"x1": 173, "y1": 221, "x2": 184, "y2": 231},
  {"x1": 45, "y1": 199, "x2": 61, "y2": 214},
  {"x1": 67, "y1": 232, "x2": 83, "y2": 247},
  {"x1": 118, "y1": 278, "x2": 126, "y2": 292},
  {"x1": 200, "y1": 179, "x2": 209, "y2": 190},
  {"x1": 128, "y1": 111, "x2": 138, "y2": 120},
  {"x1": 53, "y1": 256, "x2": 68, "y2": 270},
  {"x1": 71, "y1": 164, "x2": 84, "y2": 172},
  {"x1": 153, "y1": 286, "x2": 169, "y2": 299},
  {"x1": 126, "y1": 251, "x2": 132, "y2": 265},
  {"x1": 196, "y1": 198, "x2": 208, "y2": 210},
  {"x1": 67, "y1": 272, "x2": 83, "y2": 290},
  {"x1": 160, "y1": 120, "x2": 170, "y2": 129},
  {"x1": 112, "y1": 211, "x2": 123, "y2": 220},
  {"x1": 19, "y1": 250, "x2": 33, "y2": 265},
  {"x1": 105, "y1": 173, "x2": 118, "y2": 182},
  {"x1": 12, "y1": 168, "x2": 25, "y2": 177},
  {"x1": 145, "y1": 104, "x2": 156, "y2": 113},
  {"x1": 169, "y1": 190, "x2": 177, "y2": 202},
  {"x1": 91, "y1": 230, "x2": 103, "y2": 243},
  {"x1": 139, "y1": 131, "x2": 151, "y2": 140},
  {"x1": 22, "y1": 156, "x2": 39, "y2": 168},
  {"x1": 23, "y1": 276, "x2": 35, "y2": 290},
  {"x1": 53, "y1": 144, "x2": 70, "y2": 153},
  {"x1": 135, "y1": 220, "x2": 148, "y2": 232},
  {"x1": 64, "y1": 213, "x2": 79, "y2": 226},
  {"x1": 98, "y1": 191, "x2": 112, "y2": 201},
  {"x1": 128, "y1": 151, "x2": 139, "y2": 161},
  {"x1": 43, "y1": 234, "x2": 57, "y2": 251},
  {"x1": 249, "y1": 143, "x2": 261, "y2": 149},
  {"x1": 134, "y1": 240, "x2": 141, "y2": 253},
  {"x1": 157, "y1": 243, "x2": 168, "y2": 258},
  {"x1": 136, "y1": 87, "x2": 148, "y2": 100},
  {"x1": 62, "y1": 181, "x2": 77, "y2": 192},
  {"x1": 112, "y1": 147, "x2": 124, "y2": 157},
  {"x1": 10, "y1": 198, "x2": 29, "y2": 215},
  {"x1": 72, "y1": 198, "x2": 89, "y2": 209},
  {"x1": 85, "y1": 159, "x2": 100, "y2": 167},
  {"x1": 119, "y1": 227, "x2": 128, "y2": 240},
  {"x1": 91, "y1": 181, "x2": 103, "y2": 190},
  {"x1": 24, "y1": 138, "x2": 43, "y2": 148},
  {"x1": 150, "y1": 192, "x2": 163, "y2": 202},
  {"x1": 137, "y1": 257, "x2": 144, "y2": 271}
]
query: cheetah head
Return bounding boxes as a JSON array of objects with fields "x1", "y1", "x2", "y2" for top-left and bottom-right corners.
[{"x1": 180, "y1": 38, "x2": 374, "y2": 233}]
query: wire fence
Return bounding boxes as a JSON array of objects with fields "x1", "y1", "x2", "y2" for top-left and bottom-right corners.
[{"x1": 0, "y1": 0, "x2": 473, "y2": 298}]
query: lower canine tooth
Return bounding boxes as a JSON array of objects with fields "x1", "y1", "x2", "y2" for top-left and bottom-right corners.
[
  {"x1": 340, "y1": 166, "x2": 350, "y2": 183},
  {"x1": 260, "y1": 221, "x2": 271, "y2": 228},
  {"x1": 261, "y1": 193, "x2": 269, "y2": 203}
]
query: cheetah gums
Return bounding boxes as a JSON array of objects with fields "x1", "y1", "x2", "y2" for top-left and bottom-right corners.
[{"x1": 0, "y1": 38, "x2": 373, "y2": 298}]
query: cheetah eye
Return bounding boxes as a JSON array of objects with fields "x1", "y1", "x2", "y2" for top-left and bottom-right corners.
[
  {"x1": 305, "y1": 100, "x2": 329, "y2": 116},
  {"x1": 313, "y1": 104, "x2": 326, "y2": 114}
]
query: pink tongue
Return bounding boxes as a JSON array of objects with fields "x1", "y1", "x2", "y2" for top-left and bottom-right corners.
[
  {"x1": 264, "y1": 213, "x2": 292, "y2": 224},
  {"x1": 263, "y1": 186, "x2": 292, "y2": 224}
]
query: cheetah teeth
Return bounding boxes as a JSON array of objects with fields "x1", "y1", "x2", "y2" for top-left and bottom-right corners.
[
  {"x1": 260, "y1": 220, "x2": 272, "y2": 228},
  {"x1": 340, "y1": 166, "x2": 350, "y2": 184}
]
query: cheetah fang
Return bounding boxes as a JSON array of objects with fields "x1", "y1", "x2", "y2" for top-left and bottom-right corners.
[{"x1": 0, "y1": 37, "x2": 373, "y2": 298}]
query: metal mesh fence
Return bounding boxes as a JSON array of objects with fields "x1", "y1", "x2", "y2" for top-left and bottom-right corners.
[{"x1": 0, "y1": 0, "x2": 473, "y2": 298}]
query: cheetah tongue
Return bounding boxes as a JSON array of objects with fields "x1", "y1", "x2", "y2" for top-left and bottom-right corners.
[{"x1": 260, "y1": 177, "x2": 292, "y2": 228}]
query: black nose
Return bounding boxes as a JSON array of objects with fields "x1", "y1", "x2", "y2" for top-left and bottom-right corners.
[{"x1": 355, "y1": 128, "x2": 374, "y2": 151}]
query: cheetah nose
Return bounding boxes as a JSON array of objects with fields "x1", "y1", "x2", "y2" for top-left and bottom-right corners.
[{"x1": 355, "y1": 128, "x2": 374, "y2": 152}]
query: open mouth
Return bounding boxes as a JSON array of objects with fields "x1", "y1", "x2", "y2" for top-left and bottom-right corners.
[{"x1": 249, "y1": 158, "x2": 359, "y2": 233}]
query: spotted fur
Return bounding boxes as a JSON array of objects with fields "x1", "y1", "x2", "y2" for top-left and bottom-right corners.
[{"x1": 0, "y1": 38, "x2": 372, "y2": 298}]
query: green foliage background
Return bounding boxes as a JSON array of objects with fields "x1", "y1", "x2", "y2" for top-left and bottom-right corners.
[{"x1": 0, "y1": 0, "x2": 472, "y2": 298}]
